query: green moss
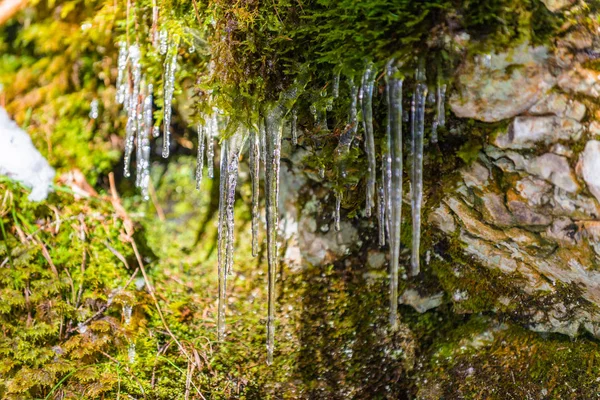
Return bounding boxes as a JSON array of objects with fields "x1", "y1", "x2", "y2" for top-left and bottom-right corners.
[{"x1": 419, "y1": 315, "x2": 600, "y2": 399}]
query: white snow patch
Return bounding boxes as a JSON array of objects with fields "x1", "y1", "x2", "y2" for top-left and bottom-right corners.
[{"x1": 0, "y1": 108, "x2": 55, "y2": 201}]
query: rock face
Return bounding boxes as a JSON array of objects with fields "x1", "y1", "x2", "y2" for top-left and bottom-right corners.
[
  {"x1": 437, "y1": 39, "x2": 600, "y2": 338},
  {"x1": 0, "y1": 107, "x2": 55, "y2": 201},
  {"x1": 450, "y1": 45, "x2": 555, "y2": 122},
  {"x1": 494, "y1": 116, "x2": 583, "y2": 149},
  {"x1": 540, "y1": 0, "x2": 575, "y2": 12},
  {"x1": 580, "y1": 141, "x2": 600, "y2": 203}
]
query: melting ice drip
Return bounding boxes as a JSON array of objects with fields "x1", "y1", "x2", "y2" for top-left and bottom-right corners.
[
  {"x1": 431, "y1": 82, "x2": 447, "y2": 144},
  {"x1": 359, "y1": 62, "x2": 376, "y2": 217},
  {"x1": 410, "y1": 66, "x2": 427, "y2": 278},
  {"x1": 384, "y1": 60, "x2": 403, "y2": 328},
  {"x1": 162, "y1": 35, "x2": 179, "y2": 158},
  {"x1": 216, "y1": 131, "x2": 247, "y2": 341}
]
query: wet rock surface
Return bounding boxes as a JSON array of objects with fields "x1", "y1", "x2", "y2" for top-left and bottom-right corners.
[{"x1": 449, "y1": 45, "x2": 555, "y2": 122}]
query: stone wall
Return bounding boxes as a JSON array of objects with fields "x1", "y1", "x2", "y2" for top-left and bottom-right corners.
[{"x1": 431, "y1": 19, "x2": 600, "y2": 337}]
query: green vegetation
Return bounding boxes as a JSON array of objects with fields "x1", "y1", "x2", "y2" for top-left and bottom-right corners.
[{"x1": 1, "y1": 0, "x2": 599, "y2": 398}]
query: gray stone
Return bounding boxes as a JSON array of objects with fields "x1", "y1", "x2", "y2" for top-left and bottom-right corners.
[
  {"x1": 558, "y1": 65, "x2": 600, "y2": 98},
  {"x1": 590, "y1": 121, "x2": 600, "y2": 136},
  {"x1": 494, "y1": 116, "x2": 583, "y2": 150},
  {"x1": 524, "y1": 153, "x2": 579, "y2": 193},
  {"x1": 528, "y1": 93, "x2": 586, "y2": 121},
  {"x1": 507, "y1": 192, "x2": 553, "y2": 227},
  {"x1": 580, "y1": 140, "x2": 600, "y2": 204},
  {"x1": 429, "y1": 204, "x2": 457, "y2": 234},
  {"x1": 540, "y1": 0, "x2": 574, "y2": 11},
  {"x1": 399, "y1": 289, "x2": 444, "y2": 313},
  {"x1": 450, "y1": 45, "x2": 555, "y2": 122},
  {"x1": 515, "y1": 177, "x2": 552, "y2": 206},
  {"x1": 462, "y1": 161, "x2": 489, "y2": 188},
  {"x1": 479, "y1": 192, "x2": 514, "y2": 227},
  {"x1": 543, "y1": 217, "x2": 576, "y2": 245},
  {"x1": 445, "y1": 197, "x2": 508, "y2": 241},
  {"x1": 367, "y1": 250, "x2": 386, "y2": 269}
]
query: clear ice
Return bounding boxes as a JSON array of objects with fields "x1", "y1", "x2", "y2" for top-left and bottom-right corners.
[
  {"x1": 410, "y1": 66, "x2": 427, "y2": 278},
  {"x1": 385, "y1": 60, "x2": 403, "y2": 329},
  {"x1": 162, "y1": 35, "x2": 179, "y2": 158},
  {"x1": 359, "y1": 63, "x2": 376, "y2": 217},
  {"x1": 249, "y1": 127, "x2": 261, "y2": 257}
]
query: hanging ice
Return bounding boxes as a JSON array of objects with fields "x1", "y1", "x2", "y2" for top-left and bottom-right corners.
[
  {"x1": 162, "y1": 35, "x2": 179, "y2": 158},
  {"x1": 263, "y1": 106, "x2": 283, "y2": 365},
  {"x1": 290, "y1": 108, "x2": 298, "y2": 146},
  {"x1": 216, "y1": 130, "x2": 247, "y2": 340},
  {"x1": 206, "y1": 111, "x2": 217, "y2": 179},
  {"x1": 377, "y1": 182, "x2": 385, "y2": 246},
  {"x1": 136, "y1": 83, "x2": 153, "y2": 200},
  {"x1": 116, "y1": 42, "x2": 128, "y2": 104},
  {"x1": 260, "y1": 75, "x2": 305, "y2": 364},
  {"x1": 249, "y1": 127, "x2": 260, "y2": 257},
  {"x1": 217, "y1": 139, "x2": 228, "y2": 341},
  {"x1": 123, "y1": 303, "x2": 133, "y2": 326},
  {"x1": 333, "y1": 77, "x2": 358, "y2": 179},
  {"x1": 359, "y1": 62, "x2": 376, "y2": 217},
  {"x1": 431, "y1": 83, "x2": 447, "y2": 144},
  {"x1": 385, "y1": 59, "x2": 403, "y2": 330},
  {"x1": 89, "y1": 99, "x2": 99, "y2": 119},
  {"x1": 410, "y1": 66, "x2": 427, "y2": 278},
  {"x1": 195, "y1": 124, "x2": 205, "y2": 190},
  {"x1": 334, "y1": 192, "x2": 341, "y2": 232},
  {"x1": 332, "y1": 70, "x2": 340, "y2": 99},
  {"x1": 159, "y1": 29, "x2": 168, "y2": 55},
  {"x1": 123, "y1": 44, "x2": 141, "y2": 178}
]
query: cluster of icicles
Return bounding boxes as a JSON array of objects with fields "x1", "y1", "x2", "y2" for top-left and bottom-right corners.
[{"x1": 111, "y1": 29, "x2": 446, "y2": 364}]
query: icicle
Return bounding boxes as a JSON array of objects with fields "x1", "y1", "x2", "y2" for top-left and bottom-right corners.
[
  {"x1": 152, "y1": 126, "x2": 160, "y2": 138},
  {"x1": 377, "y1": 182, "x2": 385, "y2": 246},
  {"x1": 332, "y1": 70, "x2": 340, "y2": 99},
  {"x1": 216, "y1": 131, "x2": 247, "y2": 340},
  {"x1": 431, "y1": 83, "x2": 447, "y2": 144},
  {"x1": 123, "y1": 44, "x2": 142, "y2": 178},
  {"x1": 128, "y1": 343, "x2": 136, "y2": 364},
  {"x1": 333, "y1": 77, "x2": 358, "y2": 179},
  {"x1": 123, "y1": 304, "x2": 132, "y2": 325},
  {"x1": 385, "y1": 60, "x2": 403, "y2": 330},
  {"x1": 290, "y1": 108, "x2": 298, "y2": 146},
  {"x1": 207, "y1": 112, "x2": 216, "y2": 179},
  {"x1": 89, "y1": 99, "x2": 99, "y2": 119},
  {"x1": 225, "y1": 131, "x2": 246, "y2": 276},
  {"x1": 217, "y1": 140, "x2": 228, "y2": 341},
  {"x1": 143, "y1": 84, "x2": 153, "y2": 135},
  {"x1": 195, "y1": 124, "x2": 205, "y2": 190},
  {"x1": 249, "y1": 128, "x2": 260, "y2": 257},
  {"x1": 159, "y1": 29, "x2": 168, "y2": 55},
  {"x1": 136, "y1": 82, "x2": 153, "y2": 200},
  {"x1": 438, "y1": 84, "x2": 447, "y2": 128},
  {"x1": 259, "y1": 116, "x2": 267, "y2": 174},
  {"x1": 116, "y1": 42, "x2": 128, "y2": 104},
  {"x1": 410, "y1": 66, "x2": 427, "y2": 278},
  {"x1": 162, "y1": 35, "x2": 179, "y2": 158},
  {"x1": 360, "y1": 62, "x2": 376, "y2": 217},
  {"x1": 263, "y1": 104, "x2": 285, "y2": 366},
  {"x1": 426, "y1": 90, "x2": 435, "y2": 105},
  {"x1": 334, "y1": 192, "x2": 341, "y2": 232}
]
